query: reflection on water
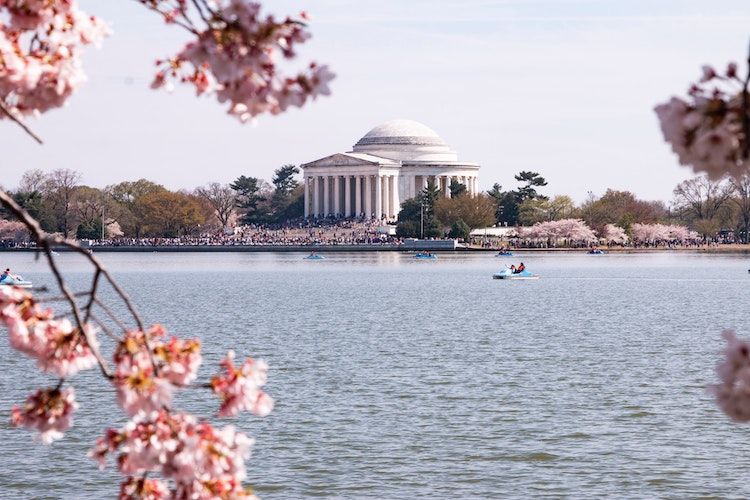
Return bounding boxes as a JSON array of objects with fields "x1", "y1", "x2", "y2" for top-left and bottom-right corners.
[{"x1": 1, "y1": 251, "x2": 750, "y2": 498}]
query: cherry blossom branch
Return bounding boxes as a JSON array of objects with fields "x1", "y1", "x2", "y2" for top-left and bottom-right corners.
[
  {"x1": 133, "y1": 0, "x2": 199, "y2": 34},
  {"x1": 743, "y1": 41, "x2": 750, "y2": 159},
  {"x1": 189, "y1": 0, "x2": 210, "y2": 24},
  {"x1": 0, "y1": 190, "x2": 164, "y2": 377},
  {"x1": 0, "y1": 100, "x2": 43, "y2": 145},
  {"x1": 93, "y1": 298, "x2": 131, "y2": 334},
  {"x1": 83, "y1": 269, "x2": 102, "y2": 323}
]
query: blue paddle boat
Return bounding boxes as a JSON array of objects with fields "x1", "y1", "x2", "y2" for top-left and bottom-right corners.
[
  {"x1": 492, "y1": 268, "x2": 538, "y2": 280},
  {"x1": 304, "y1": 253, "x2": 325, "y2": 260},
  {"x1": 413, "y1": 252, "x2": 437, "y2": 260},
  {"x1": 0, "y1": 274, "x2": 33, "y2": 288},
  {"x1": 588, "y1": 249, "x2": 604, "y2": 255},
  {"x1": 495, "y1": 251, "x2": 513, "y2": 257}
]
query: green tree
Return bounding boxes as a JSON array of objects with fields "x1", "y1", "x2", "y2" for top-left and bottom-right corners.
[
  {"x1": 139, "y1": 190, "x2": 206, "y2": 237},
  {"x1": 395, "y1": 220, "x2": 419, "y2": 238},
  {"x1": 108, "y1": 179, "x2": 166, "y2": 237},
  {"x1": 487, "y1": 183, "x2": 519, "y2": 226},
  {"x1": 11, "y1": 190, "x2": 43, "y2": 221},
  {"x1": 273, "y1": 185, "x2": 305, "y2": 223},
  {"x1": 76, "y1": 219, "x2": 103, "y2": 240},
  {"x1": 396, "y1": 183, "x2": 443, "y2": 238},
  {"x1": 271, "y1": 165, "x2": 300, "y2": 197},
  {"x1": 515, "y1": 171, "x2": 548, "y2": 201},
  {"x1": 230, "y1": 175, "x2": 264, "y2": 224},
  {"x1": 449, "y1": 219, "x2": 471, "y2": 240},
  {"x1": 396, "y1": 198, "x2": 422, "y2": 224},
  {"x1": 269, "y1": 164, "x2": 300, "y2": 222},
  {"x1": 449, "y1": 179, "x2": 467, "y2": 198}
]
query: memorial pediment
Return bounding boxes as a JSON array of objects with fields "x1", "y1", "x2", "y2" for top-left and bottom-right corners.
[{"x1": 303, "y1": 153, "x2": 387, "y2": 168}]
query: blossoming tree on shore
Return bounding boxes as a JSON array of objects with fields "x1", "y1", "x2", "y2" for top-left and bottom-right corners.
[
  {"x1": 1, "y1": 0, "x2": 333, "y2": 497},
  {"x1": 598, "y1": 224, "x2": 628, "y2": 245},
  {"x1": 519, "y1": 218, "x2": 597, "y2": 245},
  {"x1": 655, "y1": 46, "x2": 750, "y2": 421},
  {"x1": 630, "y1": 223, "x2": 699, "y2": 245}
]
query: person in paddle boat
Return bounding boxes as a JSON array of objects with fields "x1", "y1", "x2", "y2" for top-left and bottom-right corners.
[
  {"x1": 0, "y1": 268, "x2": 9, "y2": 282},
  {"x1": 513, "y1": 262, "x2": 525, "y2": 274}
]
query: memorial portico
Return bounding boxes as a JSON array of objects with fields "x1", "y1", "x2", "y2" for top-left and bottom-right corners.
[{"x1": 301, "y1": 120, "x2": 480, "y2": 221}]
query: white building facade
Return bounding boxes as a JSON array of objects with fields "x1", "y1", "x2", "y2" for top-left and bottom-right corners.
[{"x1": 301, "y1": 119, "x2": 480, "y2": 220}]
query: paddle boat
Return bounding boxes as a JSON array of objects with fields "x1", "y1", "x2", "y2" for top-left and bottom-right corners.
[
  {"x1": 495, "y1": 250, "x2": 513, "y2": 257},
  {"x1": 413, "y1": 252, "x2": 437, "y2": 260},
  {"x1": 588, "y1": 248, "x2": 604, "y2": 255},
  {"x1": 0, "y1": 274, "x2": 33, "y2": 288},
  {"x1": 492, "y1": 268, "x2": 538, "y2": 280},
  {"x1": 304, "y1": 253, "x2": 325, "y2": 260}
]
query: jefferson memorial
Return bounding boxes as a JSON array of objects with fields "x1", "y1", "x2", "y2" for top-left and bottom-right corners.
[{"x1": 301, "y1": 119, "x2": 480, "y2": 220}]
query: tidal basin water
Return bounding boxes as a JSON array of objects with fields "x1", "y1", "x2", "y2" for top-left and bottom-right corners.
[{"x1": 2, "y1": 251, "x2": 750, "y2": 498}]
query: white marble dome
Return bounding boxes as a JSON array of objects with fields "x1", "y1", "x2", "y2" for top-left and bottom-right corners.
[{"x1": 352, "y1": 119, "x2": 458, "y2": 162}]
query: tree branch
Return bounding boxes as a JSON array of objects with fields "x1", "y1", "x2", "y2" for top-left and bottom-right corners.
[{"x1": 0, "y1": 100, "x2": 43, "y2": 145}]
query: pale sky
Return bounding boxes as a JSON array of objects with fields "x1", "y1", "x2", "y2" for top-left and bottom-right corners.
[{"x1": 2, "y1": 0, "x2": 750, "y2": 202}]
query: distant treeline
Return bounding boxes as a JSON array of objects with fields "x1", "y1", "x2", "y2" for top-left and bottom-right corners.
[
  {"x1": 0, "y1": 165, "x2": 303, "y2": 239},
  {"x1": 2, "y1": 167, "x2": 749, "y2": 242}
]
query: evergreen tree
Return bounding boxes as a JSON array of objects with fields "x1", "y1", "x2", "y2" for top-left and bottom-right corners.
[
  {"x1": 270, "y1": 164, "x2": 300, "y2": 222},
  {"x1": 230, "y1": 175, "x2": 263, "y2": 224},
  {"x1": 449, "y1": 179, "x2": 467, "y2": 198},
  {"x1": 449, "y1": 218, "x2": 471, "y2": 240},
  {"x1": 515, "y1": 171, "x2": 548, "y2": 201}
]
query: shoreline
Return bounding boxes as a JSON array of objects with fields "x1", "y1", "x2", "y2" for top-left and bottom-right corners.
[{"x1": 2, "y1": 244, "x2": 750, "y2": 254}]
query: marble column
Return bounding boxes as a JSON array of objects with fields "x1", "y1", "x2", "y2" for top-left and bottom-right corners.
[
  {"x1": 355, "y1": 175, "x2": 362, "y2": 217},
  {"x1": 410, "y1": 175, "x2": 417, "y2": 199},
  {"x1": 312, "y1": 176, "x2": 320, "y2": 217},
  {"x1": 375, "y1": 174, "x2": 382, "y2": 221},
  {"x1": 444, "y1": 176, "x2": 451, "y2": 198},
  {"x1": 364, "y1": 175, "x2": 372, "y2": 219},
  {"x1": 344, "y1": 176, "x2": 352, "y2": 217},
  {"x1": 382, "y1": 175, "x2": 390, "y2": 219},
  {"x1": 333, "y1": 175, "x2": 340, "y2": 217},
  {"x1": 323, "y1": 176, "x2": 330, "y2": 216},
  {"x1": 391, "y1": 175, "x2": 400, "y2": 217},
  {"x1": 422, "y1": 176, "x2": 429, "y2": 190},
  {"x1": 304, "y1": 177, "x2": 310, "y2": 219}
]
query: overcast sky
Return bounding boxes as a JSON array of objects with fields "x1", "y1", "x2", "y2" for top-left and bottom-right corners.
[{"x1": 2, "y1": 0, "x2": 750, "y2": 202}]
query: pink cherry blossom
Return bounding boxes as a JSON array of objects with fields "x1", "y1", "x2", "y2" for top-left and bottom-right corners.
[
  {"x1": 599, "y1": 224, "x2": 628, "y2": 244},
  {"x1": 153, "y1": 333, "x2": 202, "y2": 386},
  {"x1": 631, "y1": 223, "x2": 699, "y2": 243},
  {"x1": 113, "y1": 334, "x2": 173, "y2": 416},
  {"x1": 113, "y1": 325, "x2": 202, "y2": 415},
  {"x1": 1, "y1": 288, "x2": 98, "y2": 377},
  {"x1": 699, "y1": 65, "x2": 717, "y2": 83},
  {"x1": 710, "y1": 330, "x2": 750, "y2": 422},
  {"x1": 0, "y1": 0, "x2": 110, "y2": 118},
  {"x1": 119, "y1": 476, "x2": 169, "y2": 500},
  {"x1": 0, "y1": 218, "x2": 29, "y2": 241},
  {"x1": 32, "y1": 319, "x2": 99, "y2": 377},
  {"x1": 520, "y1": 219, "x2": 597, "y2": 243},
  {"x1": 211, "y1": 350, "x2": 274, "y2": 417},
  {"x1": 151, "y1": 1, "x2": 334, "y2": 121},
  {"x1": 11, "y1": 387, "x2": 78, "y2": 444},
  {"x1": 92, "y1": 409, "x2": 257, "y2": 498},
  {"x1": 655, "y1": 61, "x2": 750, "y2": 178}
]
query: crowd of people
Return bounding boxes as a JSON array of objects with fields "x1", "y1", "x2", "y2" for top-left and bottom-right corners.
[{"x1": 78, "y1": 221, "x2": 402, "y2": 247}]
